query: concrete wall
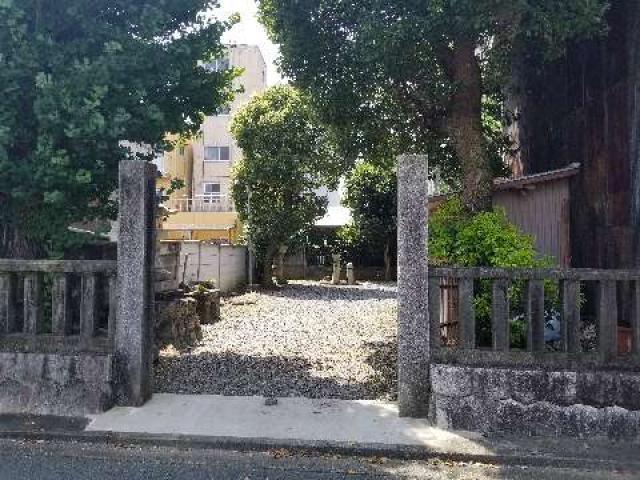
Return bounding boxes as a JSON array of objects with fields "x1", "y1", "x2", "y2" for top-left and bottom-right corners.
[
  {"x1": 168, "y1": 241, "x2": 247, "y2": 293},
  {"x1": 430, "y1": 364, "x2": 640, "y2": 441},
  {"x1": 0, "y1": 352, "x2": 114, "y2": 416},
  {"x1": 157, "y1": 135, "x2": 194, "y2": 200}
]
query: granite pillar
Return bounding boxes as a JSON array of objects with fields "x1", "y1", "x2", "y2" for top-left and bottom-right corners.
[
  {"x1": 397, "y1": 154, "x2": 430, "y2": 417},
  {"x1": 115, "y1": 161, "x2": 157, "y2": 406}
]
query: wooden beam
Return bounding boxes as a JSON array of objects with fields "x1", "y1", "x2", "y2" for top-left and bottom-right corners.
[
  {"x1": 492, "y1": 279, "x2": 510, "y2": 352},
  {"x1": 527, "y1": 280, "x2": 545, "y2": 352}
]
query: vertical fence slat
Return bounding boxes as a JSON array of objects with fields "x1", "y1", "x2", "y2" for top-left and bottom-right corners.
[
  {"x1": 108, "y1": 275, "x2": 118, "y2": 344},
  {"x1": 492, "y1": 279, "x2": 510, "y2": 352},
  {"x1": 631, "y1": 280, "x2": 640, "y2": 358},
  {"x1": 52, "y1": 274, "x2": 71, "y2": 335},
  {"x1": 562, "y1": 280, "x2": 581, "y2": 354},
  {"x1": 458, "y1": 277, "x2": 475, "y2": 349},
  {"x1": 429, "y1": 277, "x2": 442, "y2": 352},
  {"x1": 0, "y1": 273, "x2": 16, "y2": 334},
  {"x1": 23, "y1": 273, "x2": 42, "y2": 335},
  {"x1": 597, "y1": 280, "x2": 618, "y2": 361},
  {"x1": 80, "y1": 273, "x2": 97, "y2": 342},
  {"x1": 527, "y1": 280, "x2": 545, "y2": 352}
]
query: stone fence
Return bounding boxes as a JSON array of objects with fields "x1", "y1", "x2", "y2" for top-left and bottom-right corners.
[
  {"x1": 0, "y1": 260, "x2": 118, "y2": 415},
  {"x1": 397, "y1": 155, "x2": 640, "y2": 441},
  {"x1": 0, "y1": 260, "x2": 117, "y2": 353},
  {"x1": 0, "y1": 161, "x2": 157, "y2": 416},
  {"x1": 429, "y1": 267, "x2": 640, "y2": 369}
]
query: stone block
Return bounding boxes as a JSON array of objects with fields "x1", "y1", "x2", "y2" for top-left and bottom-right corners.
[
  {"x1": 155, "y1": 296, "x2": 201, "y2": 353},
  {"x1": 430, "y1": 363, "x2": 640, "y2": 440},
  {"x1": 0, "y1": 352, "x2": 113, "y2": 416}
]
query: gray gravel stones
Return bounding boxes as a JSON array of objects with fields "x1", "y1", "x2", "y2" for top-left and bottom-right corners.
[{"x1": 154, "y1": 282, "x2": 398, "y2": 400}]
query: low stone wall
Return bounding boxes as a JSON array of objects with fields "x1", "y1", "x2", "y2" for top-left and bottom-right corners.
[
  {"x1": 0, "y1": 352, "x2": 114, "y2": 416},
  {"x1": 430, "y1": 364, "x2": 640, "y2": 441}
]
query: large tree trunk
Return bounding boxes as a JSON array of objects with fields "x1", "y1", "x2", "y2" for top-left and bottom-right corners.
[
  {"x1": 447, "y1": 39, "x2": 493, "y2": 213},
  {"x1": 0, "y1": 221, "x2": 44, "y2": 259},
  {"x1": 259, "y1": 244, "x2": 278, "y2": 287}
]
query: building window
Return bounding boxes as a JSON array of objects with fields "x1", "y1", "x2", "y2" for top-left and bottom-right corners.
[
  {"x1": 205, "y1": 56, "x2": 230, "y2": 73},
  {"x1": 178, "y1": 146, "x2": 185, "y2": 156},
  {"x1": 203, "y1": 183, "x2": 221, "y2": 203},
  {"x1": 204, "y1": 146, "x2": 231, "y2": 162}
]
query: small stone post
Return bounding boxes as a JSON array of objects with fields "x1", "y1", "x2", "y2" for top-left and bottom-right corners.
[
  {"x1": 115, "y1": 160, "x2": 157, "y2": 406},
  {"x1": 346, "y1": 262, "x2": 356, "y2": 285},
  {"x1": 397, "y1": 154, "x2": 430, "y2": 417},
  {"x1": 332, "y1": 254, "x2": 342, "y2": 285},
  {"x1": 276, "y1": 244, "x2": 288, "y2": 284}
]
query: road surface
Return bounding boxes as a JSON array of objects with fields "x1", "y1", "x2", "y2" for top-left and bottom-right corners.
[{"x1": 0, "y1": 439, "x2": 636, "y2": 479}]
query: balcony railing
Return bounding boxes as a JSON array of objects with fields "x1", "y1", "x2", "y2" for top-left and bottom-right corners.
[
  {"x1": 429, "y1": 267, "x2": 640, "y2": 369},
  {"x1": 165, "y1": 195, "x2": 235, "y2": 213}
]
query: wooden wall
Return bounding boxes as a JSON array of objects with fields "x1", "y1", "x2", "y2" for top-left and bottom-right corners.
[{"x1": 494, "y1": 179, "x2": 571, "y2": 266}]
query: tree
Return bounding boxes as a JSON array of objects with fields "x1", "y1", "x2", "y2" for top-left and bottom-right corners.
[
  {"x1": 258, "y1": 0, "x2": 607, "y2": 212},
  {"x1": 231, "y1": 85, "x2": 342, "y2": 286},
  {"x1": 0, "y1": 0, "x2": 236, "y2": 258},
  {"x1": 343, "y1": 162, "x2": 397, "y2": 281}
]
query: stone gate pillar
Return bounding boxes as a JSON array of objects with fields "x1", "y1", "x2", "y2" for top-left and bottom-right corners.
[
  {"x1": 115, "y1": 160, "x2": 157, "y2": 406},
  {"x1": 397, "y1": 154, "x2": 430, "y2": 417}
]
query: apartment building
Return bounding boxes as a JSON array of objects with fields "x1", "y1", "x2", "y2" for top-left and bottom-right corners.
[{"x1": 159, "y1": 45, "x2": 268, "y2": 242}]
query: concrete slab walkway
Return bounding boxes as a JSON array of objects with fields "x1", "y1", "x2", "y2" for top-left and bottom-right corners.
[
  {"x1": 87, "y1": 394, "x2": 488, "y2": 455},
  {"x1": 84, "y1": 394, "x2": 640, "y2": 470}
]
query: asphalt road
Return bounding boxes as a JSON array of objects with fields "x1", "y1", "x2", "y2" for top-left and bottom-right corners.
[{"x1": 0, "y1": 439, "x2": 637, "y2": 480}]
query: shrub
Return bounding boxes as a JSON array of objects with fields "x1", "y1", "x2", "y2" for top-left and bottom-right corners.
[{"x1": 429, "y1": 198, "x2": 557, "y2": 347}]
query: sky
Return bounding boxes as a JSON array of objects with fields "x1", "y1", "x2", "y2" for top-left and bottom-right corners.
[{"x1": 214, "y1": 0, "x2": 283, "y2": 86}]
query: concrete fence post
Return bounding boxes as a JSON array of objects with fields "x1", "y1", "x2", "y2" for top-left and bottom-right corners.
[
  {"x1": 115, "y1": 160, "x2": 157, "y2": 406},
  {"x1": 397, "y1": 154, "x2": 430, "y2": 417}
]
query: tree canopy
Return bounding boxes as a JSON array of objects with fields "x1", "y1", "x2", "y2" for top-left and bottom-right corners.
[
  {"x1": 231, "y1": 85, "x2": 342, "y2": 285},
  {"x1": 258, "y1": 0, "x2": 607, "y2": 211},
  {"x1": 0, "y1": 0, "x2": 235, "y2": 257}
]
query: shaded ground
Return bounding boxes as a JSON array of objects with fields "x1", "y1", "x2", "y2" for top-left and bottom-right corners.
[
  {"x1": 0, "y1": 415, "x2": 87, "y2": 433},
  {"x1": 155, "y1": 282, "x2": 398, "y2": 399}
]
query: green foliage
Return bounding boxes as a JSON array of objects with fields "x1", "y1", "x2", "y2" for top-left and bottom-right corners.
[
  {"x1": 167, "y1": 178, "x2": 187, "y2": 197},
  {"x1": 231, "y1": 85, "x2": 341, "y2": 283},
  {"x1": 0, "y1": 0, "x2": 236, "y2": 258},
  {"x1": 429, "y1": 198, "x2": 539, "y2": 268},
  {"x1": 258, "y1": 0, "x2": 607, "y2": 193},
  {"x1": 343, "y1": 162, "x2": 397, "y2": 250},
  {"x1": 429, "y1": 198, "x2": 557, "y2": 347}
]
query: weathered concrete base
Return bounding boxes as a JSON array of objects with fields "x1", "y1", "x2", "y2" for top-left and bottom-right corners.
[
  {"x1": 0, "y1": 352, "x2": 114, "y2": 416},
  {"x1": 430, "y1": 364, "x2": 640, "y2": 441}
]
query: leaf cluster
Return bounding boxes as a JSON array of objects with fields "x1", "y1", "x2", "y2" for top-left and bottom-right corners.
[
  {"x1": 0, "y1": 0, "x2": 235, "y2": 257},
  {"x1": 258, "y1": 0, "x2": 607, "y2": 184}
]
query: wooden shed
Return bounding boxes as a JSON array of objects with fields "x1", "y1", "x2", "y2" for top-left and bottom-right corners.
[{"x1": 429, "y1": 163, "x2": 580, "y2": 267}]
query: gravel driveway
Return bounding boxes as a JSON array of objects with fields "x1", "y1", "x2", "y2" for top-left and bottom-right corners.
[{"x1": 155, "y1": 282, "x2": 398, "y2": 400}]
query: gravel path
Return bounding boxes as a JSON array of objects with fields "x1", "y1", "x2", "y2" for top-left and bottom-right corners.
[{"x1": 155, "y1": 281, "x2": 398, "y2": 400}]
